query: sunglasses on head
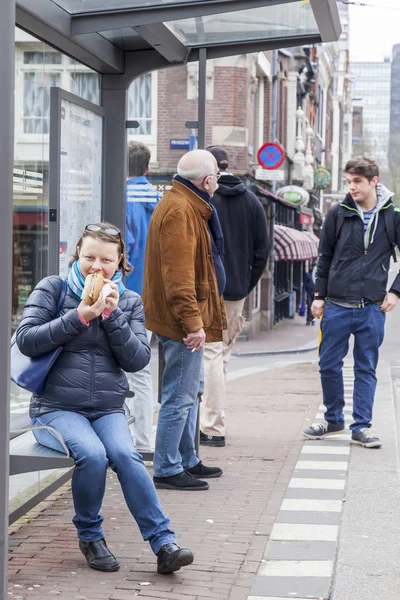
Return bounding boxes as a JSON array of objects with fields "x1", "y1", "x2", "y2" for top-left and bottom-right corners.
[{"x1": 85, "y1": 224, "x2": 121, "y2": 236}]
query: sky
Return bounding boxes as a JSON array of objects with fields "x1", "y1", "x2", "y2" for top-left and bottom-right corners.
[{"x1": 348, "y1": 0, "x2": 400, "y2": 61}]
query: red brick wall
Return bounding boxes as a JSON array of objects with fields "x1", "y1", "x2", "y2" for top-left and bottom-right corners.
[
  {"x1": 155, "y1": 62, "x2": 254, "y2": 174},
  {"x1": 156, "y1": 66, "x2": 197, "y2": 172}
]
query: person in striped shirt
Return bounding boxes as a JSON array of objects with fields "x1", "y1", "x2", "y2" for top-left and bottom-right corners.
[{"x1": 125, "y1": 141, "x2": 162, "y2": 451}]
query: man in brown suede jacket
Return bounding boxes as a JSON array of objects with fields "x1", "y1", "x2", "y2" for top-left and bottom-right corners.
[{"x1": 143, "y1": 149, "x2": 226, "y2": 491}]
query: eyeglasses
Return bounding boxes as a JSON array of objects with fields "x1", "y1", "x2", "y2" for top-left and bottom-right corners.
[
  {"x1": 85, "y1": 224, "x2": 121, "y2": 236},
  {"x1": 205, "y1": 172, "x2": 221, "y2": 181}
]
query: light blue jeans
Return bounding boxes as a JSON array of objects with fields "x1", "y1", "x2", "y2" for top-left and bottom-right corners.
[
  {"x1": 153, "y1": 336, "x2": 203, "y2": 478},
  {"x1": 320, "y1": 301, "x2": 386, "y2": 431},
  {"x1": 31, "y1": 411, "x2": 176, "y2": 554}
]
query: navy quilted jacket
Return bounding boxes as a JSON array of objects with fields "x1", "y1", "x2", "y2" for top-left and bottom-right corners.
[{"x1": 16, "y1": 276, "x2": 151, "y2": 418}]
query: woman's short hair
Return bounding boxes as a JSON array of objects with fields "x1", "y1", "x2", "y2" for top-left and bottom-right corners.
[{"x1": 71, "y1": 222, "x2": 133, "y2": 275}]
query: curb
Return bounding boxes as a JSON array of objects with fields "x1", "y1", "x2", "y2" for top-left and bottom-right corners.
[{"x1": 232, "y1": 338, "x2": 319, "y2": 357}]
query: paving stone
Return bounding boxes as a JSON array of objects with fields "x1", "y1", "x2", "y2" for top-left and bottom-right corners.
[{"x1": 8, "y1": 363, "x2": 322, "y2": 600}]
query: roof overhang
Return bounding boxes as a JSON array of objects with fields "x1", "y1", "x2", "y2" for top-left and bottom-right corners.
[{"x1": 16, "y1": 0, "x2": 342, "y2": 76}]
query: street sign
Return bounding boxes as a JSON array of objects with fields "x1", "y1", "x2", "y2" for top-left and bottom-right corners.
[
  {"x1": 255, "y1": 168, "x2": 284, "y2": 182},
  {"x1": 257, "y1": 142, "x2": 285, "y2": 170},
  {"x1": 170, "y1": 138, "x2": 189, "y2": 150}
]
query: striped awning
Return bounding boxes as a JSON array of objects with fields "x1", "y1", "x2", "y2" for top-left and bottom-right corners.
[{"x1": 274, "y1": 225, "x2": 319, "y2": 262}]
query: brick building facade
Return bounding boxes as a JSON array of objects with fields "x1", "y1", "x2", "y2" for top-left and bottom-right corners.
[{"x1": 129, "y1": 45, "x2": 350, "y2": 335}]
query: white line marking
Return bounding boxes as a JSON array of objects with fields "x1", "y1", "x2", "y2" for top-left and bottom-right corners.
[
  {"x1": 288, "y1": 478, "x2": 345, "y2": 490},
  {"x1": 258, "y1": 560, "x2": 334, "y2": 577},
  {"x1": 301, "y1": 446, "x2": 350, "y2": 455},
  {"x1": 318, "y1": 405, "x2": 353, "y2": 412},
  {"x1": 248, "y1": 597, "x2": 312, "y2": 600},
  {"x1": 295, "y1": 461, "x2": 348, "y2": 471},
  {"x1": 281, "y1": 499, "x2": 343, "y2": 512},
  {"x1": 270, "y1": 523, "x2": 339, "y2": 542}
]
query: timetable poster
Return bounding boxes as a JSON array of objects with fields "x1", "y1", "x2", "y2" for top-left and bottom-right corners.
[{"x1": 59, "y1": 98, "x2": 102, "y2": 278}]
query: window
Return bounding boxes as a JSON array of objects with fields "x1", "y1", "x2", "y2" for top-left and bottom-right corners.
[
  {"x1": 127, "y1": 72, "x2": 158, "y2": 160},
  {"x1": 70, "y1": 72, "x2": 100, "y2": 105},
  {"x1": 24, "y1": 51, "x2": 62, "y2": 65},
  {"x1": 317, "y1": 85, "x2": 324, "y2": 137},
  {"x1": 19, "y1": 49, "x2": 101, "y2": 139},
  {"x1": 23, "y1": 71, "x2": 60, "y2": 134},
  {"x1": 128, "y1": 73, "x2": 153, "y2": 135}
]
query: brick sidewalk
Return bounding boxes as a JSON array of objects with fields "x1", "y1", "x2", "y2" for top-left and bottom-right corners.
[{"x1": 8, "y1": 363, "x2": 321, "y2": 600}]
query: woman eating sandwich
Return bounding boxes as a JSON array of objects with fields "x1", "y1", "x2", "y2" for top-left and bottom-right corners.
[{"x1": 15, "y1": 222, "x2": 194, "y2": 575}]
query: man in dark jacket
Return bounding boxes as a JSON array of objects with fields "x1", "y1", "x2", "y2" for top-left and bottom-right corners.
[
  {"x1": 304, "y1": 157, "x2": 400, "y2": 448},
  {"x1": 200, "y1": 146, "x2": 270, "y2": 447}
]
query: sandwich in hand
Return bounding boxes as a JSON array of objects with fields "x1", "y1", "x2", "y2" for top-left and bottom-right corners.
[{"x1": 82, "y1": 273, "x2": 104, "y2": 305}]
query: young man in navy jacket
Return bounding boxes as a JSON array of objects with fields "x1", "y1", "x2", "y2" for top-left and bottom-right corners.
[{"x1": 304, "y1": 157, "x2": 400, "y2": 448}]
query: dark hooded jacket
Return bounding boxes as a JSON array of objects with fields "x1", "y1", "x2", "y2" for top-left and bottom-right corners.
[
  {"x1": 16, "y1": 276, "x2": 151, "y2": 418},
  {"x1": 211, "y1": 174, "x2": 270, "y2": 301},
  {"x1": 315, "y1": 184, "x2": 400, "y2": 303}
]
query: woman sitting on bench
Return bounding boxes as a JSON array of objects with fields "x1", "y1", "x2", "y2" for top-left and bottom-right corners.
[{"x1": 15, "y1": 222, "x2": 194, "y2": 575}]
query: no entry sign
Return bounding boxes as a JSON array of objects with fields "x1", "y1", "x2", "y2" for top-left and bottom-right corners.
[{"x1": 257, "y1": 142, "x2": 285, "y2": 170}]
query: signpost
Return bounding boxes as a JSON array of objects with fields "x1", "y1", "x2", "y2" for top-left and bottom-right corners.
[
  {"x1": 255, "y1": 168, "x2": 284, "y2": 182},
  {"x1": 257, "y1": 142, "x2": 285, "y2": 170}
]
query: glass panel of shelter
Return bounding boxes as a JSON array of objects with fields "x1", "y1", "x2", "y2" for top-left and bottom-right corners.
[
  {"x1": 166, "y1": 3, "x2": 318, "y2": 46},
  {"x1": 12, "y1": 28, "x2": 101, "y2": 428}
]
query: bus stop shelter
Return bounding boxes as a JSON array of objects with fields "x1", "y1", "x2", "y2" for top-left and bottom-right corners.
[{"x1": 0, "y1": 0, "x2": 341, "y2": 594}]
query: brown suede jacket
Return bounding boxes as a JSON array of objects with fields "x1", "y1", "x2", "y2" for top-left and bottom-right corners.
[{"x1": 142, "y1": 180, "x2": 226, "y2": 343}]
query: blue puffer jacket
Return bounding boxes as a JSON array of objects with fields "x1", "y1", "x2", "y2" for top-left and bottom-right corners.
[{"x1": 16, "y1": 276, "x2": 151, "y2": 419}]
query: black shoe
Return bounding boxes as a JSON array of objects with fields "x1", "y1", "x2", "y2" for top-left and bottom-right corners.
[
  {"x1": 303, "y1": 420, "x2": 345, "y2": 440},
  {"x1": 186, "y1": 461, "x2": 223, "y2": 479},
  {"x1": 79, "y1": 538, "x2": 120, "y2": 572},
  {"x1": 153, "y1": 471, "x2": 209, "y2": 490},
  {"x1": 157, "y1": 543, "x2": 194, "y2": 574},
  {"x1": 200, "y1": 431, "x2": 226, "y2": 447},
  {"x1": 351, "y1": 428, "x2": 381, "y2": 448}
]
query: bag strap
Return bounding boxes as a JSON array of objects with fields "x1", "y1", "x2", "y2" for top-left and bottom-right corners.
[
  {"x1": 383, "y1": 206, "x2": 397, "y2": 263},
  {"x1": 56, "y1": 279, "x2": 68, "y2": 315}
]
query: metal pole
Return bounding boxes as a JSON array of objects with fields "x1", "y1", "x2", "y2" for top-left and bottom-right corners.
[
  {"x1": 269, "y1": 49, "x2": 279, "y2": 329},
  {"x1": 101, "y1": 76, "x2": 128, "y2": 233},
  {"x1": 198, "y1": 48, "x2": 207, "y2": 149},
  {"x1": 0, "y1": 0, "x2": 15, "y2": 594}
]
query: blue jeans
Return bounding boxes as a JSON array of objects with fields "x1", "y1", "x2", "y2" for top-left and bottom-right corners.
[
  {"x1": 153, "y1": 336, "x2": 203, "y2": 478},
  {"x1": 319, "y1": 301, "x2": 386, "y2": 431},
  {"x1": 31, "y1": 411, "x2": 176, "y2": 554}
]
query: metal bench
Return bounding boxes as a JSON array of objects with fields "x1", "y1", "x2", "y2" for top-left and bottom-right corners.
[
  {"x1": 10, "y1": 427, "x2": 74, "y2": 476},
  {"x1": 8, "y1": 415, "x2": 155, "y2": 525}
]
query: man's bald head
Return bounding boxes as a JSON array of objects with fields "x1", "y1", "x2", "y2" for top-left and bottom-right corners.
[{"x1": 177, "y1": 150, "x2": 218, "y2": 184}]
